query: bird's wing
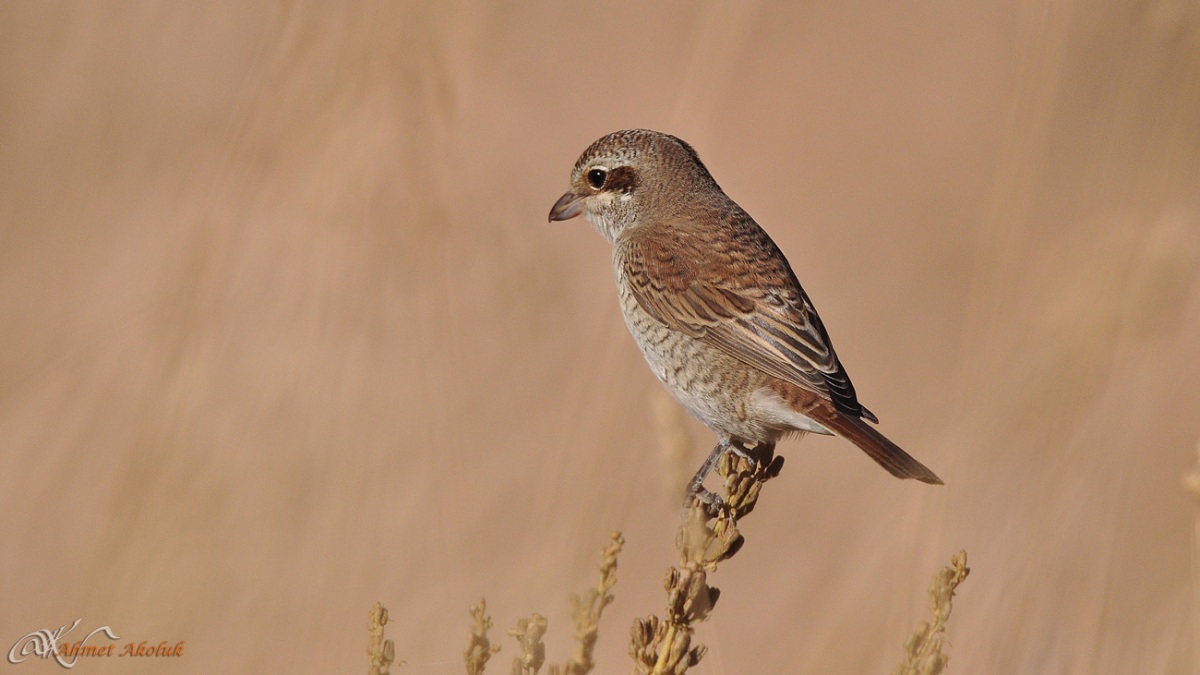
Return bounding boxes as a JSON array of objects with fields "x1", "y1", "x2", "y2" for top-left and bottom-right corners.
[{"x1": 618, "y1": 219, "x2": 877, "y2": 421}]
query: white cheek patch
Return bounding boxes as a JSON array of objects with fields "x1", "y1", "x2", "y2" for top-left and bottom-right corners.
[{"x1": 580, "y1": 180, "x2": 632, "y2": 242}]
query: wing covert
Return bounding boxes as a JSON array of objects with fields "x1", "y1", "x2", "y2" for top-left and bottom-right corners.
[{"x1": 618, "y1": 221, "x2": 875, "y2": 420}]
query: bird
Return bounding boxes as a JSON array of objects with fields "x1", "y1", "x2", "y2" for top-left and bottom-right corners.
[{"x1": 548, "y1": 129, "x2": 941, "y2": 510}]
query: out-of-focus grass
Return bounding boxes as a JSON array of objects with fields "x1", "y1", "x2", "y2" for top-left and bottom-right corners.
[
  {"x1": 2, "y1": 3, "x2": 1198, "y2": 674},
  {"x1": 1185, "y1": 443, "x2": 1200, "y2": 671}
]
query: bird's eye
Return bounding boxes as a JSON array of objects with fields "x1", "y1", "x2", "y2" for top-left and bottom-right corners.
[{"x1": 586, "y1": 167, "x2": 608, "y2": 189}]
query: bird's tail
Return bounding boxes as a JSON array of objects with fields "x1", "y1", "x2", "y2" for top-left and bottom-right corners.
[{"x1": 820, "y1": 411, "x2": 943, "y2": 485}]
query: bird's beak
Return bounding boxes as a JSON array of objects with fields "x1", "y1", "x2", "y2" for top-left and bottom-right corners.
[{"x1": 548, "y1": 190, "x2": 584, "y2": 222}]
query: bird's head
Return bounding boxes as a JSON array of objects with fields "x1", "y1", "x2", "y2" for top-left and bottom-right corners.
[{"x1": 548, "y1": 129, "x2": 720, "y2": 242}]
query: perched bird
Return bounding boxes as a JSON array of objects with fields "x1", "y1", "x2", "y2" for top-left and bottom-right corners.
[{"x1": 548, "y1": 129, "x2": 941, "y2": 508}]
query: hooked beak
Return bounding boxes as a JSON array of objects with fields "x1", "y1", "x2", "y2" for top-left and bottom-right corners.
[{"x1": 548, "y1": 191, "x2": 584, "y2": 222}]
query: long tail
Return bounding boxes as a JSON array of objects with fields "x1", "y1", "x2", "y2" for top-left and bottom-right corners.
[{"x1": 819, "y1": 411, "x2": 943, "y2": 485}]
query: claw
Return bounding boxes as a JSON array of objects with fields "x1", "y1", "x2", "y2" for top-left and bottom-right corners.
[{"x1": 683, "y1": 485, "x2": 723, "y2": 520}]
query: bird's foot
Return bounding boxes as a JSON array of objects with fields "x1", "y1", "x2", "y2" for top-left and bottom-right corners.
[
  {"x1": 681, "y1": 440, "x2": 775, "y2": 520},
  {"x1": 682, "y1": 440, "x2": 730, "y2": 520},
  {"x1": 684, "y1": 485, "x2": 724, "y2": 519}
]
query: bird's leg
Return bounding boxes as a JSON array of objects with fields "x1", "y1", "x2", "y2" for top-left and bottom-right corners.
[
  {"x1": 684, "y1": 439, "x2": 729, "y2": 518},
  {"x1": 682, "y1": 440, "x2": 777, "y2": 520}
]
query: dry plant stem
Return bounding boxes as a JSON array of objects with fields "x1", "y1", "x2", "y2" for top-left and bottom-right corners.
[
  {"x1": 465, "y1": 598, "x2": 501, "y2": 675},
  {"x1": 894, "y1": 551, "x2": 971, "y2": 675},
  {"x1": 630, "y1": 449, "x2": 784, "y2": 674},
  {"x1": 367, "y1": 602, "x2": 395, "y2": 675},
  {"x1": 462, "y1": 534, "x2": 624, "y2": 675},
  {"x1": 507, "y1": 533, "x2": 625, "y2": 675},
  {"x1": 509, "y1": 615, "x2": 548, "y2": 675},
  {"x1": 551, "y1": 532, "x2": 625, "y2": 675}
]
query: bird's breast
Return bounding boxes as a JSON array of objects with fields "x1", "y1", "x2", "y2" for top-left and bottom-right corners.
[{"x1": 612, "y1": 261, "x2": 783, "y2": 444}]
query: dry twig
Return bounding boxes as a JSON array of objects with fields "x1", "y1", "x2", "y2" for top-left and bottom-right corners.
[
  {"x1": 551, "y1": 532, "x2": 624, "y2": 675},
  {"x1": 630, "y1": 449, "x2": 784, "y2": 673},
  {"x1": 367, "y1": 602, "x2": 395, "y2": 675},
  {"x1": 894, "y1": 550, "x2": 971, "y2": 675},
  {"x1": 509, "y1": 614, "x2": 548, "y2": 675},
  {"x1": 466, "y1": 598, "x2": 501, "y2": 675}
]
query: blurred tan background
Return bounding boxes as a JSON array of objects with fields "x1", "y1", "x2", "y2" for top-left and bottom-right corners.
[{"x1": 2, "y1": 2, "x2": 1199, "y2": 673}]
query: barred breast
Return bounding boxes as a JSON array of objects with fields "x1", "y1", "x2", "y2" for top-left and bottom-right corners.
[{"x1": 614, "y1": 266, "x2": 789, "y2": 445}]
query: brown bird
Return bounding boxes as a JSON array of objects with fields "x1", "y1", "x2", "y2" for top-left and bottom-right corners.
[{"x1": 549, "y1": 129, "x2": 941, "y2": 508}]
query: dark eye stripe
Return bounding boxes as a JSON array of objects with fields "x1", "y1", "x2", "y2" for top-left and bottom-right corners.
[{"x1": 605, "y1": 166, "x2": 639, "y2": 192}]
